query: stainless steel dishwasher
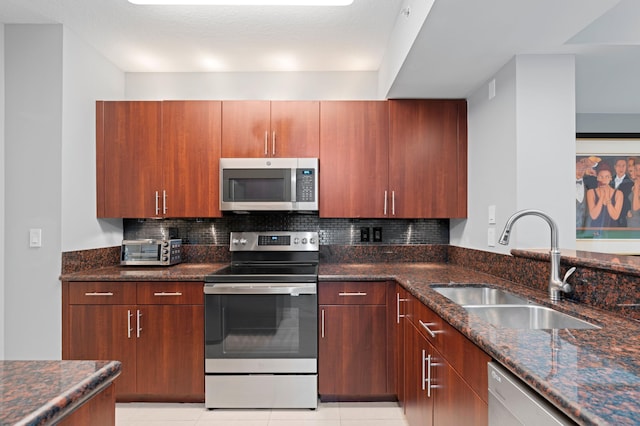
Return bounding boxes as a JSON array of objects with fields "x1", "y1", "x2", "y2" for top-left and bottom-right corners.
[{"x1": 488, "y1": 362, "x2": 576, "y2": 425}]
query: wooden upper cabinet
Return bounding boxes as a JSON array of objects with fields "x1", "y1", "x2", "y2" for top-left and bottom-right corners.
[
  {"x1": 162, "y1": 101, "x2": 222, "y2": 218},
  {"x1": 97, "y1": 101, "x2": 162, "y2": 218},
  {"x1": 221, "y1": 100, "x2": 319, "y2": 158},
  {"x1": 319, "y1": 101, "x2": 390, "y2": 218},
  {"x1": 96, "y1": 100, "x2": 223, "y2": 219},
  {"x1": 389, "y1": 99, "x2": 467, "y2": 218}
]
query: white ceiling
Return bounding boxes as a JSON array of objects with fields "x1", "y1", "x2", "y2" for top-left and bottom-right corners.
[{"x1": 1, "y1": 0, "x2": 640, "y2": 113}]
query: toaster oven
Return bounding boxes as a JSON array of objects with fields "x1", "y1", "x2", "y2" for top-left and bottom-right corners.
[{"x1": 120, "y1": 239, "x2": 182, "y2": 266}]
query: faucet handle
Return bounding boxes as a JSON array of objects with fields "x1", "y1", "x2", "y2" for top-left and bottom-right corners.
[{"x1": 561, "y1": 267, "x2": 576, "y2": 293}]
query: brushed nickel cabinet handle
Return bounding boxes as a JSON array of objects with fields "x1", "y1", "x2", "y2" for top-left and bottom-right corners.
[
  {"x1": 392, "y1": 190, "x2": 396, "y2": 216},
  {"x1": 396, "y1": 293, "x2": 408, "y2": 324},
  {"x1": 84, "y1": 292, "x2": 114, "y2": 296},
  {"x1": 264, "y1": 131, "x2": 269, "y2": 156},
  {"x1": 137, "y1": 310, "x2": 142, "y2": 338},
  {"x1": 383, "y1": 190, "x2": 388, "y2": 215},
  {"x1": 338, "y1": 292, "x2": 367, "y2": 296},
  {"x1": 153, "y1": 292, "x2": 183, "y2": 296},
  {"x1": 155, "y1": 191, "x2": 160, "y2": 215},
  {"x1": 163, "y1": 190, "x2": 167, "y2": 215},
  {"x1": 321, "y1": 309, "x2": 325, "y2": 338},
  {"x1": 419, "y1": 320, "x2": 437, "y2": 338},
  {"x1": 426, "y1": 353, "x2": 432, "y2": 397},
  {"x1": 127, "y1": 310, "x2": 133, "y2": 339},
  {"x1": 272, "y1": 131, "x2": 276, "y2": 156}
]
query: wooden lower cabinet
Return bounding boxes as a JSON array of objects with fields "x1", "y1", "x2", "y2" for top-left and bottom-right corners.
[
  {"x1": 63, "y1": 281, "x2": 204, "y2": 402},
  {"x1": 401, "y1": 293, "x2": 489, "y2": 426},
  {"x1": 318, "y1": 281, "x2": 390, "y2": 400}
]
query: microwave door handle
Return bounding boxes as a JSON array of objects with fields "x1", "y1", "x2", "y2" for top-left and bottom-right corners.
[{"x1": 291, "y1": 169, "x2": 297, "y2": 203}]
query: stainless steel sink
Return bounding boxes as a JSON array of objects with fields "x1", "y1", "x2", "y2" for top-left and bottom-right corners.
[
  {"x1": 433, "y1": 286, "x2": 531, "y2": 306},
  {"x1": 464, "y1": 305, "x2": 600, "y2": 330}
]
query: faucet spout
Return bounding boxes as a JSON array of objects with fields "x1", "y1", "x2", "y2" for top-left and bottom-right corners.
[{"x1": 498, "y1": 209, "x2": 569, "y2": 302}]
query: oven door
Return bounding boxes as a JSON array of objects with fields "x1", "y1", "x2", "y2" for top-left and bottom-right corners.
[{"x1": 204, "y1": 283, "x2": 317, "y2": 373}]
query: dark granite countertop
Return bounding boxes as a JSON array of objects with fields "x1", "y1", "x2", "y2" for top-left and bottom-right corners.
[
  {"x1": 319, "y1": 262, "x2": 640, "y2": 426},
  {"x1": 60, "y1": 262, "x2": 228, "y2": 281},
  {"x1": 0, "y1": 360, "x2": 121, "y2": 425}
]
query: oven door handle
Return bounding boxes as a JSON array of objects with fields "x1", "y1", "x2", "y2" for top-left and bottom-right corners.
[{"x1": 204, "y1": 282, "x2": 316, "y2": 295}]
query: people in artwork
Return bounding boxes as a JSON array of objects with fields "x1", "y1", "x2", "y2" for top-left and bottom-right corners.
[{"x1": 587, "y1": 162, "x2": 623, "y2": 229}]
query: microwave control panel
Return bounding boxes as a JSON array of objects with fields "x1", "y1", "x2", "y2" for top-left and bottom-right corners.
[{"x1": 296, "y1": 168, "x2": 316, "y2": 202}]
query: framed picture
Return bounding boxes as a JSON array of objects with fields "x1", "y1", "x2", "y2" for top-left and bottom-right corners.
[{"x1": 576, "y1": 137, "x2": 640, "y2": 254}]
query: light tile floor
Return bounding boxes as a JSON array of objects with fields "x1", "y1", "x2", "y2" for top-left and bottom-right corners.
[{"x1": 116, "y1": 401, "x2": 409, "y2": 426}]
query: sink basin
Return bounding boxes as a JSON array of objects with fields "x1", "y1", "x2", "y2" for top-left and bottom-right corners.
[
  {"x1": 464, "y1": 305, "x2": 600, "y2": 330},
  {"x1": 433, "y1": 286, "x2": 531, "y2": 305}
]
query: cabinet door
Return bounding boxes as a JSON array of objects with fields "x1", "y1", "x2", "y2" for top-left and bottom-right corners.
[
  {"x1": 404, "y1": 322, "x2": 433, "y2": 426},
  {"x1": 318, "y1": 305, "x2": 387, "y2": 397},
  {"x1": 97, "y1": 101, "x2": 162, "y2": 218},
  {"x1": 136, "y1": 305, "x2": 204, "y2": 401},
  {"x1": 221, "y1": 101, "x2": 271, "y2": 158},
  {"x1": 433, "y1": 358, "x2": 488, "y2": 426},
  {"x1": 162, "y1": 101, "x2": 222, "y2": 218},
  {"x1": 67, "y1": 305, "x2": 137, "y2": 397},
  {"x1": 389, "y1": 100, "x2": 467, "y2": 218},
  {"x1": 394, "y1": 285, "x2": 409, "y2": 407},
  {"x1": 270, "y1": 101, "x2": 319, "y2": 158},
  {"x1": 319, "y1": 101, "x2": 389, "y2": 218}
]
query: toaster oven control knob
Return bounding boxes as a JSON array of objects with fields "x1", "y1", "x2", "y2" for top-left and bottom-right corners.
[
  {"x1": 162, "y1": 241, "x2": 169, "y2": 247},
  {"x1": 162, "y1": 256, "x2": 168, "y2": 262}
]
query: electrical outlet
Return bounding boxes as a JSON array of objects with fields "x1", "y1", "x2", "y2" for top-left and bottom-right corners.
[
  {"x1": 373, "y1": 227, "x2": 382, "y2": 242},
  {"x1": 360, "y1": 227, "x2": 370, "y2": 242}
]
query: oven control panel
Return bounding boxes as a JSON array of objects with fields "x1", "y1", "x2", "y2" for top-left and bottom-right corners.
[{"x1": 230, "y1": 231, "x2": 319, "y2": 251}]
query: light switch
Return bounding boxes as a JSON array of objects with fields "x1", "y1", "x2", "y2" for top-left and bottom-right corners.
[
  {"x1": 488, "y1": 205, "x2": 496, "y2": 224},
  {"x1": 487, "y1": 228, "x2": 496, "y2": 247},
  {"x1": 29, "y1": 228, "x2": 42, "y2": 248}
]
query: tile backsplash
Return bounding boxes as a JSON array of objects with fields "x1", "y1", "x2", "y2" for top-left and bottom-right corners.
[{"x1": 123, "y1": 215, "x2": 449, "y2": 246}]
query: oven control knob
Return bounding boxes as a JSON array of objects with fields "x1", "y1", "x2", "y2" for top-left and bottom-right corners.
[
  {"x1": 162, "y1": 256, "x2": 168, "y2": 261},
  {"x1": 302, "y1": 238, "x2": 308, "y2": 244},
  {"x1": 294, "y1": 238, "x2": 300, "y2": 244},
  {"x1": 240, "y1": 238, "x2": 247, "y2": 245},
  {"x1": 310, "y1": 237, "x2": 316, "y2": 245},
  {"x1": 162, "y1": 249, "x2": 169, "y2": 255}
]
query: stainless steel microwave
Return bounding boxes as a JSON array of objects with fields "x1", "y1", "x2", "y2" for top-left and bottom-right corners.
[
  {"x1": 120, "y1": 239, "x2": 183, "y2": 266},
  {"x1": 220, "y1": 158, "x2": 318, "y2": 212}
]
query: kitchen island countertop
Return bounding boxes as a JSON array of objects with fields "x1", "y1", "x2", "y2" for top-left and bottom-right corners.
[{"x1": 0, "y1": 360, "x2": 121, "y2": 425}]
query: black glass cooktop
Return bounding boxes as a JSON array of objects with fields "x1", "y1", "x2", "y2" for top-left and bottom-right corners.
[{"x1": 204, "y1": 263, "x2": 318, "y2": 283}]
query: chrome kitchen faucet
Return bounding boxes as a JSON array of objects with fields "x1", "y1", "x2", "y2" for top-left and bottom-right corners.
[{"x1": 499, "y1": 209, "x2": 575, "y2": 302}]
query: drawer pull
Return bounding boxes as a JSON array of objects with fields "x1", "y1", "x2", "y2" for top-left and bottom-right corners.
[
  {"x1": 153, "y1": 292, "x2": 183, "y2": 296},
  {"x1": 84, "y1": 292, "x2": 114, "y2": 297},
  {"x1": 338, "y1": 292, "x2": 367, "y2": 296},
  {"x1": 397, "y1": 293, "x2": 408, "y2": 323},
  {"x1": 419, "y1": 320, "x2": 438, "y2": 338}
]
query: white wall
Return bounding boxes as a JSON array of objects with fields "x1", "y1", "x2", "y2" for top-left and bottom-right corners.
[
  {"x1": 62, "y1": 27, "x2": 125, "y2": 252},
  {"x1": 576, "y1": 113, "x2": 640, "y2": 133},
  {"x1": 451, "y1": 54, "x2": 576, "y2": 252},
  {"x1": 125, "y1": 71, "x2": 378, "y2": 100},
  {"x1": 0, "y1": 24, "x2": 6, "y2": 359},
  {"x1": 4, "y1": 24, "x2": 125, "y2": 359},
  {"x1": 5, "y1": 24, "x2": 64, "y2": 359}
]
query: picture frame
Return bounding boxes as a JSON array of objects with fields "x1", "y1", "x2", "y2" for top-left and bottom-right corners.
[{"x1": 576, "y1": 136, "x2": 640, "y2": 255}]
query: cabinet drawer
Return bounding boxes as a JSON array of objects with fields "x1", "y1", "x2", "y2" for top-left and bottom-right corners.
[
  {"x1": 319, "y1": 281, "x2": 386, "y2": 305},
  {"x1": 411, "y1": 295, "x2": 446, "y2": 350},
  {"x1": 68, "y1": 282, "x2": 136, "y2": 305},
  {"x1": 136, "y1": 282, "x2": 204, "y2": 305}
]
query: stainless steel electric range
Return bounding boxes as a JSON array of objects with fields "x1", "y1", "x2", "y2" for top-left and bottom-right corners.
[{"x1": 203, "y1": 231, "x2": 319, "y2": 409}]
